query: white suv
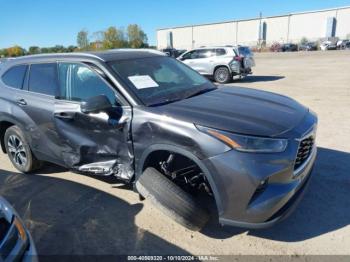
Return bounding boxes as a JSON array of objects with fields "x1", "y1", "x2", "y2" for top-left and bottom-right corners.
[{"x1": 178, "y1": 46, "x2": 255, "y2": 84}]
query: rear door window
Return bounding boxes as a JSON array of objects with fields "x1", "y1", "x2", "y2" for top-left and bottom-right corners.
[
  {"x1": 2, "y1": 65, "x2": 28, "y2": 89},
  {"x1": 196, "y1": 49, "x2": 215, "y2": 58},
  {"x1": 216, "y1": 49, "x2": 226, "y2": 56},
  {"x1": 29, "y1": 63, "x2": 58, "y2": 96}
]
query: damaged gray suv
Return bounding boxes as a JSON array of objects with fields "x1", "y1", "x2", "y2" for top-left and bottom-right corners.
[{"x1": 0, "y1": 50, "x2": 317, "y2": 230}]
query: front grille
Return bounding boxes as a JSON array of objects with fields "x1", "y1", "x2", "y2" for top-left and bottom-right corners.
[
  {"x1": 294, "y1": 135, "x2": 315, "y2": 170},
  {"x1": 0, "y1": 217, "x2": 10, "y2": 241}
]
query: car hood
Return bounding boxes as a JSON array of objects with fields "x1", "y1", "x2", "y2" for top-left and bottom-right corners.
[{"x1": 157, "y1": 86, "x2": 308, "y2": 137}]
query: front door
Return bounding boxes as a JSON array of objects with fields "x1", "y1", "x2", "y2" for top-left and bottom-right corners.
[
  {"x1": 53, "y1": 62, "x2": 133, "y2": 180},
  {"x1": 182, "y1": 49, "x2": 214, "y2": 75}
]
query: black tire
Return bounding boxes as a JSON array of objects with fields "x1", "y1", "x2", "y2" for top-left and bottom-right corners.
[
  {"x1": 214, "y1": 66, "x2": 231, "y2": 84},
  {"x1": 4, "y1": 126, "x2": 42, "y2": 173},
  {"x1": 136, "y1": 167, "x2": 209, "y2": 231}
]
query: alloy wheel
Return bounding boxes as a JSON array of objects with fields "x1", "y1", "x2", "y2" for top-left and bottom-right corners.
[
  {"x1": 7, "y1": 135, "x2": 27, "y2": 167},
  {"x1": 215, "y1": 68, "x2": 229, "y2": 83}
]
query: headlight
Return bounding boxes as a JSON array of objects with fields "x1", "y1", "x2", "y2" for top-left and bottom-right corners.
[{"x1": 197, "y1": 126, "x2": 288, "y2": 153}]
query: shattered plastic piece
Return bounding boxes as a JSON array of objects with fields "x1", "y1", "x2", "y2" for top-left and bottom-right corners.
[{"x1": 78, "y1": 160, "x2": 117, "y2": 175}]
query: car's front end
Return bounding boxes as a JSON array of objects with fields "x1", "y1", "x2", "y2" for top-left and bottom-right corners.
[
  {"x1": 107, "y1": 52, "x2": 317, "y2": 229},
  {"x1": 144, "y1": 83, "x2": 318, "y2": 228},
  {"x1": 0, "y1": 197, "x2": 37, "y2": 262},
  {"x1": 199, "y1": 111, "x2": 317, "y2": 228}
]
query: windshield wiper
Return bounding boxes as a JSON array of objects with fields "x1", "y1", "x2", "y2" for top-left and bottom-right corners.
[
  {"x1": 185, "y1": 88, "x2": 216, "y2": 99},
  {"x1": 149, "y1": 98, "x2": 183, "y2": 107}
]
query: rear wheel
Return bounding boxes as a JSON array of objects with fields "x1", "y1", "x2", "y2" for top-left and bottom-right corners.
[
  {"x1": 4, "y1": 126, "x2": 42, "y2": 173},
  {"x1": 214, "y1": 66, "x2": 231, "y2": 84},
  {"x1": 136, "y1": 167, "x2": 209, "y2": 231}
]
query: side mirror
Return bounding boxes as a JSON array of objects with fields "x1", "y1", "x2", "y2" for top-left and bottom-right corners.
[{"x1": 81, "y1": 95, "x2": 112, "y2": 114}]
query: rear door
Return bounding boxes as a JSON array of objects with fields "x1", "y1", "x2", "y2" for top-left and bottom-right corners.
[
  {"x1": 16, "y1": 63, "x2": 62, "y2": 163},
  {"x1": 53, "y1": 62, "x2": 133, "y2": 179}
]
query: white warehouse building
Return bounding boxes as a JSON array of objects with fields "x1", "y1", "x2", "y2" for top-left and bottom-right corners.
[{"x1": 157, "y1": 6, "x2": 350, "y2": 50}]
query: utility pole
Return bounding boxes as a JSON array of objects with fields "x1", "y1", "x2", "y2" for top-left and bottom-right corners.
[{"x1": 258, "y1": 12, "x2": 262, "y2": 51}]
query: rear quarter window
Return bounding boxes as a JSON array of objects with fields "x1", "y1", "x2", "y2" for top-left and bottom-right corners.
[{"x1": 1, "y1": 65, "x2": 28, "y2": 89}]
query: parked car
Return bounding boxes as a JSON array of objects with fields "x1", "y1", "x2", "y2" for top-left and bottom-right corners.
[
  {"x1": 0, "y1": 196, "x2": 37, "y2": 261},
  {"x1": 299, "y1": 42, "x2": 318, "y2": 51},
  {"x1": 160, "y1": 48, "x2": 186, "y2": 58},
  {"x1": 320, "y1": 41, "x2": 337, "y2": 51},
  {"x1": 280, "y1": 43, "x2": 298, "y2": 52},
  {"x1": 336, "y1": 40, "x2": 350, "y2": 50},
  {"x1": 177, "y1": 46, "x2": 255, "y2": 84},
  {"x1": 0, "y1": 50, "x2": 317, "y2": 230}
]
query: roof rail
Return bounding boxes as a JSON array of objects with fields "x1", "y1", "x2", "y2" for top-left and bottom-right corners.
[
  {"x1": 14, "y1": 52, "x2": 105, "y2": 61},
  {"x1": 102, "y1": 48, "x2": 166, "y2": 56}
]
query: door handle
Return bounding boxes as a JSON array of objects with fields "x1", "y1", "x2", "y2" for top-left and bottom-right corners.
[
  {"x1": 54, "y1": 112, "x2": 76, "y2": 120},
  {"x1": 16, "y1": 99, "x2": 27, "y2": 106}
]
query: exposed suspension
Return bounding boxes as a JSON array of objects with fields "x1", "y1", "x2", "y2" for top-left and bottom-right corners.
[{"x1": 159, "y1": 154, "x2": 213, "y2": 196}]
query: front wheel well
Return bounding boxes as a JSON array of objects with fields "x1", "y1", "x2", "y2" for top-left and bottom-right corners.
[
  {"x1": 0, "y1": 121, "x2": 15, "y2": 153},
  {"x1": 141, "y1": 150, "x2": 216, "y2": 204}
]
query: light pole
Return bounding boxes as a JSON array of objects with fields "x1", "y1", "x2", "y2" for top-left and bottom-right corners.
[{"x1": 258, "y1": 11, "x2": 262, "y2": 51}]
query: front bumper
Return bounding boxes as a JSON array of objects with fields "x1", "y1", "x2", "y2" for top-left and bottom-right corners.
[
  {"x1": 22, "y1": 233, "x2": 38, "y2": 262},
  {"x1": 0, "y1": 197, "x2": 38, "y2": 262},
  {"x1": 202, "y1": 113, "x2": 317, "y2": 229}
]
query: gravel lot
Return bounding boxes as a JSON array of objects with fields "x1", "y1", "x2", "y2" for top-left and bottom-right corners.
[{"x1": 0, "y1": 50, "x2": 349, "y2": 257}]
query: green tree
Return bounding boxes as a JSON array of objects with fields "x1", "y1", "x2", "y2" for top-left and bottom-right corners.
[
  {"x1": 66, "y1": 45, "x2": 77, "y2": 52},
  {"x1": 300, "y1": 37, "x2": 308, "y2": 45},
  {"x1": 103, "y1": 26, "x2": 127, "y2": 49},
  {"x1": 28, "y1": 46, "x2": 41, "y2": 54},
  {"x1": 127, "y1": 24, "x2": 148, "y2": 48},
  {"x1": 77, "y1": 30, "x2": 89, "y2": 50},
  {"x1": 40, "y1": 47, "x2": 49, "y2": 53},
  {"x1": 0, "y1": 48, "x2": 8, "y2": 57},
  {"x1": 51, "y1": 45, "x2": 66, "y2": 53}
]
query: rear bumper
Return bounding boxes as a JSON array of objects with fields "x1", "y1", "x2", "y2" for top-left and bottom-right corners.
[{"x1": 231, "y1": 67, "x2": 253, "y2": 77}]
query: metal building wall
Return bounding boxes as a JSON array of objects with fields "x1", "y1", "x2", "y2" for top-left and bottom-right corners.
[
  {"x1": 235, "y1": 19, "x2": 260, "y2": 46},
  {"x1": 192, "y1": 22, "x2": 236, "y2": 48},
  {"x1": 288, "y1": 10, "x2": 338, "y2": 41},
  {"x1": 157, "y1": 6, "x2": 350, "y2": 50},
  {"x1": 263, "y1": 16, "x2": 290, "y2": 44},
  {"x1": 336, "y1": 8, "x2": 350, "y2": 38}
]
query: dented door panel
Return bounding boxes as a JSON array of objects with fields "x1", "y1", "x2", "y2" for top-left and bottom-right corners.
[{"x1": 53, "y1": 100, "x2": 134, "y2": 179}]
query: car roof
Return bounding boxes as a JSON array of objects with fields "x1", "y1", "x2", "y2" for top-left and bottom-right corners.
[
  {"x1": 195, "y1": 46, "x2": 236, "y2": 50},
  {"x1": 3, "y1": 49, "x2": 166, "y2": 65}
]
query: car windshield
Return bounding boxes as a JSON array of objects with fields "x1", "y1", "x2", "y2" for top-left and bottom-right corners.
[{"x1": 108, "y1": 56, "x2": 216, "y2": 106}]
